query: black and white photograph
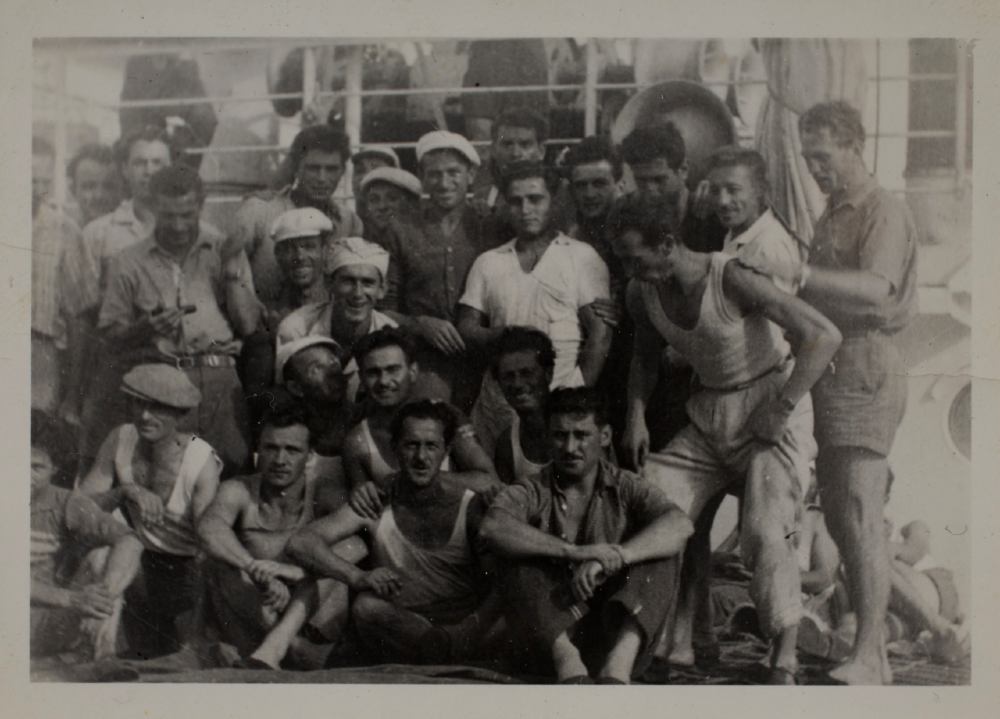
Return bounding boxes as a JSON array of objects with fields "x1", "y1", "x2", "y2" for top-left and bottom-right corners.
[{"x1": 8, "y1": 3, "x2": 994, "y2": 709}]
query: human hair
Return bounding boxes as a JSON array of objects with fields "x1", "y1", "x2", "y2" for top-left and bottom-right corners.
[
  {"x1": 492, "y1": 106, "x2": 550, "y2": 144},
  {"x1": 706, "y1": 145, "x2": 770, "y2": 204},
  {"x1": 606, "y1": 193, "x2": 684, "y2": 248},
  {"x1": 390, "y1": 399, "x2": 458, "y2": 446},
  {"x1": 67, "y1": 143, "x2": 117, "y2": 181},
  {"x1": 149, "y1": 164, "x2": 204, "y2": 200},
  {"x1": 32, "y1": 136, "x2": 55, "y2": 157},
  {"x1": 563, "y1": 135, "x2": 623, "y2": 182},
  {"x1": 798, "y1": 100, "x2": 866, "y2": 149},
  {"x1": 288, "y1": 125, "x2": 351, "y2": 175},
  {"x1": 114, "y1": 125, "x2": 171, "y2": 166},
  {"x1": 620, "y1": 123, "x2": 686, "y2": 170},
  {"x1": 498, "y1": 160, "x2": 561, "y2": 197},
  {"x1": 353, "y1": 327, "x2": 418, "y2": 368},
  {"x1": 490, "y1": 326, "x2": 556, "y2": 378},
  {"x1": 30, "y1": 409, "x2": 72, "y2": 479},
  {"x1": 257, "y1": 392, "x2": 313, "y2": 446},
  {"x1": 545, "y1": 386, "x2": 610, "y2": 428}
]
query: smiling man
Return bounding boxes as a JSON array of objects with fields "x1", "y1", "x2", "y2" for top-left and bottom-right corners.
[
  {"x1": 358, "y1": 166, "x2": 422, "y2": 243},
  {"x1": 277, "y1": 236, "x2": 397, "y2": 403},
  {"x1": 457, "y1": 160, "x2": 612, "y2": 455},
  {"x1": 97, "y1": 165, "x2": 260, "y2": 473},
  {"x1": 479, "y1": 387, "x2": 692, "y2": 684},
  {"x1": 67, "y1": 143, "x2": 123, "y2": 228},
  {"x1": 232, "y1": 125, "x2": 363, "y2": 307},
  {"x1": 288, "y1": 400, "x2": 501, "y2": 665}
]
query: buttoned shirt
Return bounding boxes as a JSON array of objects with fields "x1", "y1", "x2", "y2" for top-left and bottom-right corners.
[
  {"x1": 32, "y1": 202, "x2": 77, "y2": 342},
  {"x1": 488, "y1": 459, "x2": 678, "y2": 547},
  {"x1": 723, "y1": 208, "x2": 803, "y2": 295},
  {"x1": 59, "y1": 200, "x2": 154, "y2": 317},
  {"x1": 809, "y1": 176, "x2": 918, "y2": 334},
  {"x1": 31, "y1": 486, "x2": 133, "y2": 584},
  {"x1": 276, "y1": 303, "x2": 397, "y2": 400},
  {"x1": 232, "y1": 186, "x2": 363, "y2": 306},
  {"x1": 98, "y1": 226, "x2": 251, "y2": 357},
  {"x1": 382, "y1": 204, "x2": 499, "y2": 323}
]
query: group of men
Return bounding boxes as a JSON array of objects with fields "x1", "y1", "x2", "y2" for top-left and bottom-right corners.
[{"x1": 30, "y1": 97, "x2": 934, "y2": 685}]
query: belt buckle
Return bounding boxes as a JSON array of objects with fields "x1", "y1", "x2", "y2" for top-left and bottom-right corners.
[{"x1": 175, "y1": 356, "x2": 196, "y2": 370}]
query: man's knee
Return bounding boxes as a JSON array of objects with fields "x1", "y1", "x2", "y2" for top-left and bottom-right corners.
[{"x1": 351, "y1": 592, "x2": 391, "y2": 629}]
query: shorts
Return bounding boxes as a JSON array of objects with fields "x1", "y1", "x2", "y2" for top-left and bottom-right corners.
[{"x1": 812, "y1": 333, "x2": 907, "y2": 456}]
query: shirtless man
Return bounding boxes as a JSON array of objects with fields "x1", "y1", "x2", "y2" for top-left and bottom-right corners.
[
  {"x1": 288, "y1": 400, "x2": 500, "y2": 664},
  {"x1": 342, "y1": 327, "x2": 497, "y2": 497},
  {"x1": 79, "y1": 364, "x2": 222, "y2": 659},
  {"x1": 491, "y1": 326, "x2": 555, "y2": 484},
  {"x1": 197, "y1": 405, "x2": 364, "y2": 669},
  {"x1": 610, "y1": 195, "x2": 842, "y2": 683},
  {"x1": 480, "y1": 388, "x2": 693, "y2": 683}
]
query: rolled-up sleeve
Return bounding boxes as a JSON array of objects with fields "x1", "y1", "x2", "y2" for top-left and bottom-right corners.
[
  {"x1": 458, "y1": 255, "x2": 490, "y2": 314},
  {"x1": 575, "y1": 244, "x2": 611, "y2": 307},
  {"x1": 487, "y1": 481, "x2": 540, "y2": 525},
  {"x1": 858, "y1": 198, "x2": 913, "y2": 295},
  {"x1": 619, "y1": 475, "x2": 679, "y2": 528}
]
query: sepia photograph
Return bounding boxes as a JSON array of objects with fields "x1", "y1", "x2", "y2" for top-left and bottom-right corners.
[{"x1": 22, "y1": 28, "x2": 976, "y2": 693}]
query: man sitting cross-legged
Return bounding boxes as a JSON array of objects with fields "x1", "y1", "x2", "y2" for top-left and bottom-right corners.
[
  {"x1": 197, "y1": 403, "x2": 366, "y2": 670},
  {"x1": 478, "y1": 388, "x2": 693, "y2": 684},
  {"x1": 287, "y1": 400, "x2": 501, "y2": 665}
]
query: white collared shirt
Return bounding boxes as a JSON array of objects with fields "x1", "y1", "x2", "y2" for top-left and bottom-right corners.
[{"x1": 722, "y1": 208, "x2": 801, "y2": 294}]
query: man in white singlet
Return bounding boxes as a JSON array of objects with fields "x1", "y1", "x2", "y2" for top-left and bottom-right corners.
[
  {"x1": 288, "y1": 400, "x2": 502, "y2": 664},
  {"x1": 197, "y1": 404, "x2": 366, "y2": 669},
  {"x1": 79, "y1": 363, "x2": 223, "y2": 659},
  {"x1": 610, "y1": 195, "x2": 842, "y2": 683}
]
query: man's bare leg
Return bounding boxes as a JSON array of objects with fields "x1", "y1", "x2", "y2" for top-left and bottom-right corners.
[
  {"x1": 552, "y1": 630, "x2": 589, "y2": 682},
  {"x1": 819, "y1": 446, "x2": 891, "y2": 685},
  {"x1": 768, "y1": 624, "x2": 799, "y2": 681},
  {"x1": 79, "y1": 536, "x2": 144, "y2": 660},
  {"x1": 889, "y1": 560, "x2": 968, "y2": 659},
  {"x1": 598, "y1": 615, "x2": 643, "y2": 684},
  {"x1": 249, "y1": 580, "x2": 321, "y2": 669}
]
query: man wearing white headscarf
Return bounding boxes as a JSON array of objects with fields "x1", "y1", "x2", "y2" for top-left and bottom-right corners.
[{"x1": 277, "y1": 237, "x2": 397, "y2": 403}]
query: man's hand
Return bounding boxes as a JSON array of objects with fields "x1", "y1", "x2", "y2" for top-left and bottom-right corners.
[
  {"x1": 349, "y1": 481, "x2": 386, "y2": 520},
  {"x1": 590, "y1": 298, "x2": 622, "y2": 328},
  {"x1": 246, "y1": 559, "x2": 304, "y2": 585},
  {"x1": 622, "y1": 414, "x2": 650, "y2": 470},
  {"x1": 141, "y1": 307, "x2": 186, "y2": 337},
  {"x1": 70, "y1": 584, "x2": 115, "y2": 619},
  {"x1": 358, "y1": 567, "x2": 402, "y2": 598},
  {"x1": 123, "y1": 484, "x2": 165, "y2": 526},
  {"x1": 571, "y1": 560, "x2": 607, "y2": 603},
  {"x1": 746, "y1": 398, "x2": 793, "y2": 445},
  {"x1": 262, "y1": 577, "x2": 291, "y2": 613},
  {"x1": 577, "y1": 543, "x2": 626, "y2": 575},
  {"x1": 416, "y1": 316, "x2": 466, "y2": 356}
]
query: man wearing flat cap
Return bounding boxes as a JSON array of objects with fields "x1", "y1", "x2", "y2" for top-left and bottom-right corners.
[
  {"x1": 351, "y1": 145, "x2": 400, "y2": 229},
  {"x1": 79, "y1": 363, "x2": 223, "y2": 659},
  {"x1": 97, "y1": 165, "x2": 260, "y2": 473},
  {"x1": 360, "y1": 166, "x2": 422, "y2": 245},
  {"x1": 277, "y1": 236, "x2": 398, "y2": 404},
  {"x1": 378, "y1": 130, "x2": 501, "y2": 411},
  {"x1": 232, "y1": 125, "x2": 363, "y2": 308}
]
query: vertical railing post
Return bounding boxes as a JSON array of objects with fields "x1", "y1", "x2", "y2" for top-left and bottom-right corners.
[{"x1": 584, "y1": 39, "x2": 599, "y2": 137}]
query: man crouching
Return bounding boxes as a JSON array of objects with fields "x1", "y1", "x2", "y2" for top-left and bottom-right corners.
[{"x1": 478, "y1": 387, "x2": 692, "y2": 684}]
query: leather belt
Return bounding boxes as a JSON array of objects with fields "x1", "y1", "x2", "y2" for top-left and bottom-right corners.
[{"x1": 169, "y1": 353, "x2": 237, "y2": 370}]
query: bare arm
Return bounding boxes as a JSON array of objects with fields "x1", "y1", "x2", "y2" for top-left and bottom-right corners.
[
  {"x1": 725, "y1": 261, "x2": 842, "y2": 406},
  {"x1": 618, "y1": 507, "x2": 693, "y2": 565},
  {"x1": 451, "y1": 430, "x2": 501, "y2": 487},
  {"x1": 577, "y1": 303, "x2": 612, "y2": 386},
  {"x1": 342, "y1": 428, "x2": 374, "y2": 491},
  {"x1": 493, "y1": 428, "x2": 516, "y2": 485},
  {"x1": 622, "y1": 283, "x2": 666, "y2": 469},
  {"x1": 78, "y1": 427, "x2": 121, "y2": 497},
  {"x1": 196, "y1": 480, "x2": 256, "y2": 570},
  {"x1": 456, "y1": 304, "x2": 503, "y2": 351},
  {"x1": 286, "y1": 506, "x2": 374, "y2": 589},
  {"x1": 190, "y1": 457, "x2": 222, "y2": 521},
  {"x1": 222, "y1": 250, "x2": 262, "y2": 337},
  {"x1": 479, "y1": 507, "x2": 585, "y2": 562},
  {"x1": 800, "y1": 267, "x2": 895, "y2": 321}
]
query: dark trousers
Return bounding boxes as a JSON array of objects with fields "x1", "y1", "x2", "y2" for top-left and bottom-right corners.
[{"x1": 123, "y1": 551, "x2": 201, "y2": 659}]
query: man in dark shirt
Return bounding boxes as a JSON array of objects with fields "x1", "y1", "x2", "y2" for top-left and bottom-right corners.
[{"x1": 479, "y1": 388, "x2": 692, "y2": 683}]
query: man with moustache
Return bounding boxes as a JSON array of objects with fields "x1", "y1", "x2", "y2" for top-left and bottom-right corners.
[
  {"x1": 97, "y1": 165, "x2": 261, "y2": 472},
  {"x1": 198, "y1": 405, "x2": 363, "y2": 669},
  {"x1": 457, "y1": 160, "x2": 612, "y2": 455},
  {"x1": 276, "y1": 236, "x2": 397, "y2": 404},
  {"x1": 232, "y1": 125, "x2": 363, "y2": 307},
  {"x1": 479, "y1": 388, "x2": 692, "y2": 684},
  {"x1": 288, "y1": 400, "x2": 500, "y2": 664},
  {"x1": 380, "y1": 131, "x2": 499, "y2": 409},
  {"x1": 79, "y1": 364, "x2": 223, "y2": 658}
]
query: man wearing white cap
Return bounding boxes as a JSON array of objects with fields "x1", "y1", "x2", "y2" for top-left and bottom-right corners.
[
  {"x1": 232, "y1": 126, "x2": 363, "y2": 308},
  {"x1": 277, "y1": 236, "x2": 398, "y2": 403},
  {"x1": 379, "y1": 130, "x2": 500, "y2": 410},
  {"x1": 351, "y1": 145, "x2": 400, "y2": 228},
  {"x1": 359, "y1": 166, "x2": 422, "y2": 244},
  {"x1": 79, "y1": 363, "x2": 224, "y2": 659}
]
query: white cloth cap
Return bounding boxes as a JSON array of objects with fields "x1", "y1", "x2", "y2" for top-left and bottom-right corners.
[
  {"x1": 270, "y1": 207, "x2": 333, "y2": 244},
  {"x1": 360, "y1": 167, "x2": 423, "y2": 199},
  {"x1": 327, "y1": 236, "x2": 390, "y2": 280},
  {"x1": 415, "y1": 130, "x2": 480, "y2": 167},
  {"x1": 275, "y1": 335, "x2": 344, "y2": 384},
  {"x1": 352, "y1": 146, "x2": 400, "y2": 168}
]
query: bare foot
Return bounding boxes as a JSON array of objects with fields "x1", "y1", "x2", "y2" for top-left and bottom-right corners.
[
  {"x1": 829, "y1": 656, "x2": 886, "y2": 685},
  {"x1": 667, "y1": 645, "x2": 695, "y2": 667}
]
